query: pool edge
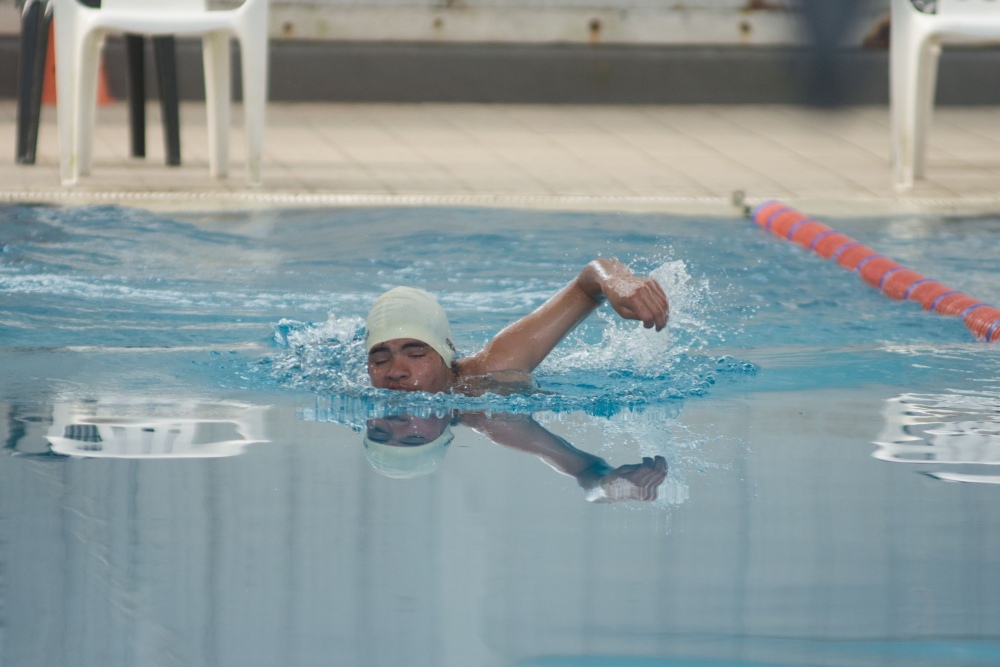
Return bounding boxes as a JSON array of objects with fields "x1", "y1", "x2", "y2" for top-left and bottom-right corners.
[{"x1": 3, "y1": 190, "x2": 1000, "y2": 218}]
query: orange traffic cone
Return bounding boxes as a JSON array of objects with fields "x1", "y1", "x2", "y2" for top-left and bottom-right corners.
[{"x1": 42, "y1": 22, "x2": 114, "y2": 105}]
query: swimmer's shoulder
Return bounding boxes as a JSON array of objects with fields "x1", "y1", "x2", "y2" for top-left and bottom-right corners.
[{"x1": 452, "y1": 364, "x2": 536, "y2": 396}]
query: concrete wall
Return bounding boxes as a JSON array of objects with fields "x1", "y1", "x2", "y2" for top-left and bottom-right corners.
[
  {"x1": 2, "y1": 0, "x2": 999, "y2": 103},
  {"x1": 0, "y1": 0, "x2": 884, "y2": 46}
]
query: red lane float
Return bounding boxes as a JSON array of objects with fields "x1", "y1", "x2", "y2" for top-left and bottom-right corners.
[{"x1": 751, "y1": 201, "x2": 1000, "y2": 342}]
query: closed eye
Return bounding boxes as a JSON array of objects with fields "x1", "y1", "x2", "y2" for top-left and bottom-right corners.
[
  {"x1": 368, "y1": 352, "x2": 391, "y2": 365},
  {"x1": 366, "y1": 426, "x2": 392, "y2": 443},
  {"x1": 401, "y1": 342, "x2": 431, "y2": 356}
]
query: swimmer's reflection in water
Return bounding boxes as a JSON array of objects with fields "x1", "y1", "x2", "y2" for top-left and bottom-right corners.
[{"x1": 364, "y1": 412, "x2": 668, "y2": 503}]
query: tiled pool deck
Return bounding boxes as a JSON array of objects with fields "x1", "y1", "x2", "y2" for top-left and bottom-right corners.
[{"x1": 1, "y1": 100, "x2": 998, "y2": 216}]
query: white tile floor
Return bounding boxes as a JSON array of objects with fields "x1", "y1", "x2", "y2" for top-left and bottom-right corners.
[{"x1": 2, "y1": 100, "x2": 999, "y2": 216}]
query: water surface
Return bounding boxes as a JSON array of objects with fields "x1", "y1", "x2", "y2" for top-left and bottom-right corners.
[{"x1": 1, "y1": 204, "x2": 999, "y2": 667}]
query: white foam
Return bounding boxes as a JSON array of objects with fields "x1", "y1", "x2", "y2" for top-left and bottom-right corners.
[
  {"x1": 0, "y1": 273, "x2": 358, "y2": 315},
  {"x1": 0, "y1": 274, "x2": 196, "y2": 305},
  {"x1": 269, "y1": 314, "x2": 370, "y2": 393},
  {"x1": 542, "y1": 259, "x2": 713, "y2": 376}
]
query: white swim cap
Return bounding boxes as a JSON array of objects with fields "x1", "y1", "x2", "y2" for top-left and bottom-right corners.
[
  {"x1": 365, "y1": 286, "x2": 456, "y2": 366},
  {"x1": 363, "y1": 425, "x2": 454, "y2": 479}
]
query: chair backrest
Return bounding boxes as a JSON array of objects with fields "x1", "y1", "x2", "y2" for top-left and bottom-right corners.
[
  {"x1": 100, "y1": 0, "x2": 208, "y2": 10},
  {"x1": 938, "y1": 0, "x2": 1000, "y2": 16}
]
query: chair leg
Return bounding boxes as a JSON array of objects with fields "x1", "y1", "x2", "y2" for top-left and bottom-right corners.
[
  {"x1": 16, "y1": 0, "x2": 50, "y2": 165},
  {"x1": 54, "y1": 0, "x2": 79, "y2": 184},
  {"x1": 153, "y1": 35, "x2": 181, "y2": 167},
  {"x1": 125, "y1": 33, "x2": 146, "y2": 158},
  {"x1": 239, "y1": 42, "x2": 266, "y2": 186},
  {"x1": 202, "y1": 31, "x2": 231, "y2": 179},
  {"x1": 890, "y1": 13, "x2": 924, "y2": 190},
  {"x1": 238, "y1": 0, "x2": 269, "y2": 186},
  {"x1": 914, "y1": 40, "x2": 941, "y2": 181},
  {"x1": 75, "y1": 30, "x2": 105, "y2": 177}
]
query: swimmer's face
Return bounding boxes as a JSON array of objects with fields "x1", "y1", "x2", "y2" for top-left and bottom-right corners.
[
  {"x1": 365, "y1": 414, "x2": 449, "y2": 447},
  {"x1": 367, "y1": 338, "x2": 452, "y2": 393}
]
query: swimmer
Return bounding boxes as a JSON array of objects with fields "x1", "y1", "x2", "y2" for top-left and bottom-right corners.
[{"x1": 365, "y1": 258, "x2": 669, "y2": 394}]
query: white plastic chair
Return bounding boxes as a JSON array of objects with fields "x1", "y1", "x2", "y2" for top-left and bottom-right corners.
[
  {"x1": 53, "y1": 0, "x2": 269, "y2": 186},
  {"x1": 890, "y1": 0, "x2": 1000, "y2": 190}
]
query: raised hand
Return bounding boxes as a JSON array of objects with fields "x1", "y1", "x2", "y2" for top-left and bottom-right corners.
[{"x1": 601, "y1": 274, "x2": 670, "y2": 331}]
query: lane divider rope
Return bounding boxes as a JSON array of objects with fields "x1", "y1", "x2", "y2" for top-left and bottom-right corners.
[{"x1": 750, "y1": 200, "x2": 1000, "y2": 342}]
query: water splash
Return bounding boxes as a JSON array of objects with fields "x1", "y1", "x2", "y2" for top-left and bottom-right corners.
[
  {"x1": 543, "y1": 260, "x2": 715, "y2": 372},
  {"x1": 267, "y1": 314, "x2": 369, "y2": 393},
  {"x1": 263, "y1": 259, "x2": 757, "y2": 417}
]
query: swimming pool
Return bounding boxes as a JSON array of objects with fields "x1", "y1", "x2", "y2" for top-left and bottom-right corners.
[{"x1": 1, "y1": 203, "x2": 999, "y2": 667}]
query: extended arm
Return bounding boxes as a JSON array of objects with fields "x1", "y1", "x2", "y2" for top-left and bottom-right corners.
[
  {"x1": 459, "y1": 259, "x2": 669, "y2": 376},
  {"x1": 459, "y1": 412, "x2": 668, "y2": 502},
  {"x1": 459, "y1": 412, "x2": 607, "y2": 475}
]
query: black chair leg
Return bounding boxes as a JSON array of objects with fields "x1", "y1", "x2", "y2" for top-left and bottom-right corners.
[
  {"x1": 125, "y1": 33, "x2": 147, "y2": 158},
  {"x1": 16, "y1": 0, "x2": 181, "y2": 169},
  {"x1": 16, "y1": 0, "x2": 51, "y2": 165},
  {"x1": 153, "y1": 36, "x2": 181, "y2": 167}
]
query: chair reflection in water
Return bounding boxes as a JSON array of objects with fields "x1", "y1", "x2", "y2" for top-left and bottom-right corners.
[
  {"x1": 47, "y1": 400, "x2": 268, "y2": 459},
  {"x1": 873, "y1": 392, "x2": 1000, "y2": 484}
]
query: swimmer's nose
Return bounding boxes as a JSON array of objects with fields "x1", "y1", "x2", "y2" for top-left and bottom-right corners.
[{"x1": 386, "y1": 355, "x2": 410, "y2": 381}]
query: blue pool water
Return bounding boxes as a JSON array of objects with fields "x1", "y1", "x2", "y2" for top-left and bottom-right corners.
[{"x1": 1, "y1": 203, "x2": 999, "y2": 667}]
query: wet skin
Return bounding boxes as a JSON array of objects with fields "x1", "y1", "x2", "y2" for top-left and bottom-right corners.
[
  {"x1": 366, "y1": 260, "x2": 669, "y2": 395},
  {"x1": 367, "y1": 338, "x2": 452, "y2": 393}
]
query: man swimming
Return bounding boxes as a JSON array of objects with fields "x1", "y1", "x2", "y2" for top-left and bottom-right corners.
[{"x1": 365, "y1": 258, "x2": 669, "y2": 394}]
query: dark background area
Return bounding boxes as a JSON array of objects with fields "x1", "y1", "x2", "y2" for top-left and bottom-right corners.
[{"x1": 2, "y1": 36, "x2": 1000, "y2": 105}]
